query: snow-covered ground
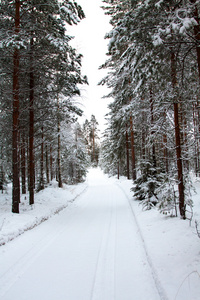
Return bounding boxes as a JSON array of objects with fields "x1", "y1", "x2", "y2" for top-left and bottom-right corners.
[
  {"x1": 0, "y1": 168, "x2": 200, "y2": 300},
  {"x1": 0, "y1": 179, "x2": 87, "y2": 246}
]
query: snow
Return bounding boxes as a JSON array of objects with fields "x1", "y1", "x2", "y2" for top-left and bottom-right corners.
[
  {"x1": 0, "y1": 168, "x2": 200, "y2": 300},
  {"x1": 0, "y1": 179, "x2": 87, "y2": 246}
]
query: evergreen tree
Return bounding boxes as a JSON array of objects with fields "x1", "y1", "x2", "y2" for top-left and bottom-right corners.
[
  {"x1": 83, "y1": 115, "x2": 100, "y2": 166},
  {"x1": 0, "y1": 0, "x2": 86, "y2": 212},
  {"x1": 100, "y1": 0, "x2": 199, "y2": 218}
]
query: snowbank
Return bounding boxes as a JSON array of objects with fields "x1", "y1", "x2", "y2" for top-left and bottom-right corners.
[
  {"x1": 0, "y1": 179, "x2": 87, "y2": 246},
  {"x1": 117, "y1": 176, "x2": 200, "y2": 300}
]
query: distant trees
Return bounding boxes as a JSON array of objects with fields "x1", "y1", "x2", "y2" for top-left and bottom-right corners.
[
  {"x1": 0, "y1": 0, "x2": 87, "y2": 213},
  {"x1": 83, "y1": 115, "x2": 100, "y2": 166},
  {"x1": 63, "y1": 122, "x2": 89, "y2": 183},
  {"x1": 100, "y1": 0, "x2": 200, "y2": 218}
]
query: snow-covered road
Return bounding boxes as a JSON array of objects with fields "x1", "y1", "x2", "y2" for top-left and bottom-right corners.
[{"x1": 1, "y1": 169, "x2": 168, "y2": 300}]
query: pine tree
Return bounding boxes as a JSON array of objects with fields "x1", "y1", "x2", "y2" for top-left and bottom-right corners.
[
  {"x1": 100, "y1": 0, "x2": 199, "y2": 218},
  {"x1": 0, "y1": 0, "x2": 87, "y2": 211},
  {"x1": 83, "y1": 115, "x2": 100, "y2": 166}
]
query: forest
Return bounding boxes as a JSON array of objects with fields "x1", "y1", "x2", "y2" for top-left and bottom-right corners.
[
  {"x1": 99, "y1": 0, "x2": 200, "y2": 221},
  {"x1": 0, "y1": 1, "x2": 100, "y2": 213},
  {"x1": 1, "y1": 0, "x2": 200, "y2": 224},
  {"x1": 1, "y1": 2, "x2": 200, "y2": 299}
]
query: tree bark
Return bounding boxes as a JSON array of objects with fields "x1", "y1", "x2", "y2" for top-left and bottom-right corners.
[
  {"x1": 39, "y1": 125, "x2": 44, "y2": 190},
  {"x1": 150, "y1": 88, "x2": 156, "y2": 168},
  {"x1": 92, "y1": 126, "x2": 95, "y2": 163},
  {"x1": 171, "y1": 51, "x2": 185, "y2": 219},
  {"x1": 29, "y1": 37, "x2": 34, "y2": 205},
  {"x1": 12, "y1": 0, "x2": 20, "y2": 213},
  {"x1": 193, "y1": 102, "x2": 200, "y2": 176},
  {"x1": 45, "y1": 144, "x2": 49, "y2": 184},
  {"x1": 125, "y1": 124, "x2": 130, "y2": 180},
  {"x1": 0, "y1": 147, "x2": 4, "y2": 193},
  {"x1": 57, "y1": 96, "x2": 62, "y2": 188},
  {"x1": 50, "y1": 144, "x2": 53, "y2": 181},
  {"x1": 140, "y1": 98, "x2": 146, "y2": 160},
  {"x1": 21, "y1": 134, "x2": 26, "y2": 194},
  {"x1": 117, "y1": 161, "x2": 120, "y2": 180},
  {"x1": 130, "y1": 114, "x2": 136, "y2": 180},
  {"x1": 190, "y1": 0, "x2": 200, "y2": 176},
  {"x1": 163, "y1": 134, "x2": 168, "y2": 174},
  {"x1": 0, "y1": 165, "x2": 3, "y2": 193},
  {"x1": 162, "y1": 112, "x2": 168, "y2": 173}
]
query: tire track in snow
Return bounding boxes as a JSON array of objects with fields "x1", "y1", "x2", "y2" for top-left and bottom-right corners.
[
  {"x1": 90, "y1": 195, "x2": 117, "y2": 300},
  {"x1": 0, "y1": 224, "x2": 65, "y2": 297},
  {"x1": 115, "y1": 182, "x2": 169, "y2": 300},
  {"x1": 0, "y1": 186, "x2": 89, "y2": 298},
  {"x1": 0, "y1": 185, "x2": 88, "y2": 247}
]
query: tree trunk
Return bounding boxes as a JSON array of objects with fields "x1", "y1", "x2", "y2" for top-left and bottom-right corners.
[
  {"x1": 171, "y1": 51, "x2": 185, "y2": 219},
  {"x1": 50, "y1": 144, "x2": 53, "y2": 181},
  {"x1": 191, "y1": 0, "x2": 200, "y2": 166},
  {"x1": 39, "y1": 126, "x2": 44, "y2": 191},
  {"x1": 92, "y1": 126, "x2": 95, "y2": 163},
  {"x1": 45, "y1": 144, "x2": 49, "y2": 184},
  {"x1": 0, "y1": 147, "x2": 4, "y2": 193},
  {"x1": 21, "y1": 134, "x2": 26, "y2": 194},
  {"x1": 128, "y1": 78, "x2": 136, "y2": 180},
  {"x1": 57, "y1": 96, "x2": 62, "y2": 188},
  {"x1": 29, "y1": 37, "x2": 34, "y2": 205},
  {"x1": 125, "y1": 124, "x2": 130, "y2": 180},
  {"x1": 0, "y1": 165, "x2": 3, "y2": 193},
  {"x1": 193, "y1": 102, "x2": 200, "y2": 176},
  {"x1": 140, "y1": 98, "x2": 146, "y2": 160},
  {"x1": 12, "y1": 0, "x2": 20, "y2": 213},
  {"x1": 130, "y1": 114, "x2": 136, "y2": 180},
  {"x1": 150, "y1": 88, "x2": 156, "y2": 168},
  {"x1": 117, "y1": 161, "x2": 120, "y2": 180},
  {"x1": 162, "y1": 112, "x2": 168, "y2": 174},
  {"x1": 163, "y1": 133, "x2": 168, "y2": 174}
]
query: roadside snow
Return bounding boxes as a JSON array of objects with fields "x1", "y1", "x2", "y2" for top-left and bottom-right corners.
[
  {"x1": 117, "y1": 175, "x2": 200, "y2": 300},
  {"x1": 0, "y1": 179, "x2": 87, "y2": 246}
]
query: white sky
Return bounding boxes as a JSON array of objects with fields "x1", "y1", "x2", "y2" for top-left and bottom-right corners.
[{"x1": 68, "y1": 0, "x2": 112, "y2": 133}]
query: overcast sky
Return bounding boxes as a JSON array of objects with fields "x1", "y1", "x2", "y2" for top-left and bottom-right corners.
[{"x1": 68, "y1": 0, "x2": 112, "y2": 133}]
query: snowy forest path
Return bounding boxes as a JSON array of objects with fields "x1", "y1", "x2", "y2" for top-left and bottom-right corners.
[{"x1": 1, "y1": 168, "x2": 163, "y2": 300}]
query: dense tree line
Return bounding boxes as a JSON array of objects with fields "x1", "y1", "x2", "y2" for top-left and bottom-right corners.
[
  {"x1": 100, "y1": 0, "x2": 200, "y2": 219},
  {"x1": 83, "y1": 115, "x2": 100, "y2": 167},
  {"x1": 0, "y1": 0, "x2": 89, "y2": 213}
]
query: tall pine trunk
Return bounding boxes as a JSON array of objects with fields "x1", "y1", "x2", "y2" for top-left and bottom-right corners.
[
  {"x1": 21, "y1": 133, "x2": 26, "y2": 194},
  {"x1": 128, "y1": 78, "x2": 136, "y2": 180},
  {"x1": 29, "y1": 37, "x2": 34, "y2": 205},
  {"x1": 150, "y1": 88, "x2": 156, "y2": 168},
  {"x1": 50, "y1": 144, "x2": 53, "y2": 181},
  {"x1": 12, "y1": 0, "x2": 20, "y2": 213},
  {"x1": 125, "y1": 124, "x2": 130, "y2": 180},
  {"x1": 92, "y1": 126, "x2": 95, "y2": 163},
  {"x1": 0, "y1": 147, "x2": 4, "y2": 193},
  {"x1": 45, "y1": 144, "x2": 49, "y2": 184},
  {"x1": 57, "y1": 95, "x2": 62, "y2": 188},
  {"x1": 141, "y1": 98, "x2": 146, "y2": 160},
  {"x1": 130, "y1": 114, "x2": 136, "y2": 180},
  {"x1": 190, "y1": 0, "x2": 200, "y2": 174},
  {"x1": 38, "y1": 125, "x2": 44, "y2": 191},
  {"x1": 193, "y1": 103, "x2": 200, "y2": 176},
  {"x1": 171, "y1": 51, "x2": 185, "y2": 219},
  {"x1": 163, "y1": 112, "x2": 168, "y2": 174}
]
